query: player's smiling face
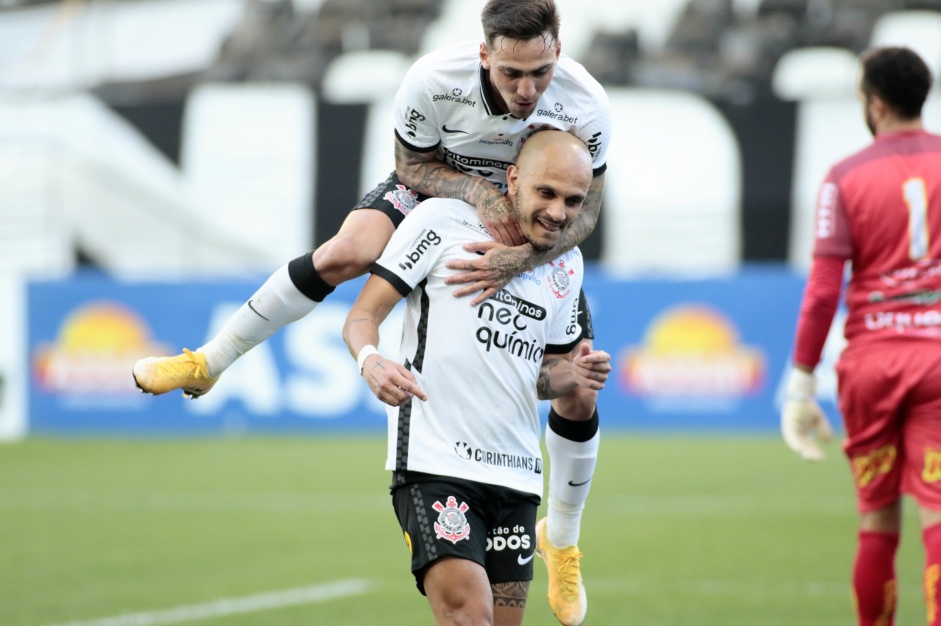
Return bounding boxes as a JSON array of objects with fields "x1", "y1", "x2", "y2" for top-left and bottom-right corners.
[
  {"x1": 507, "y1": 135, "x2": 592, "y2": 252},
  {"x1": 480, "y1": 35, "x2": 560, "y2": 120}
]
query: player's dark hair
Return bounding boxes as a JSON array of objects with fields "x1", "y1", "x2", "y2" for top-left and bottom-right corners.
[
  {"x1": 481, "y1": 0, "x2": 560, "y2": 46},
  {"x1": 860, "y1": 46, "x2": 933, "y2": 120}
]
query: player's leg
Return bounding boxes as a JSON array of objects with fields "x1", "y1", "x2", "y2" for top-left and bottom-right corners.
[
  {"x1": 920, "y1": 505, "x2": 941, "y2": 626},
  {"x1": 491, "y1": 581, "x2": 528, "y2": 626},
  {"x1": 132, "y1": 173, "x2": 416, "y2": 398},
  {"x1": 901, "y1": 356, "x2": 941, "y2": 626},
  {"x1": 837, "y1": 346, "x2": 907, "y2": 626},
  {"x1": 536, "y1": 289, "x2": 598, "y2": 626},
  {"x1": 854, "y1": 502, "x2": 902, "y2": 626},
  {"x1": 485, "y1": 486, "x2": 539, "y2": 626},
  {"x1": 195, "y1": 208, "x2": 394, "y2": 377},
  {"x1": 391, "y1": 475, "x2": 495, "y2": 626},
  {"x1": 424, "y1": 557, "x2": 495, "y2": 626}
]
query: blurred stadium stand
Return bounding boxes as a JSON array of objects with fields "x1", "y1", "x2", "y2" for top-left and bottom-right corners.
[
  {"x1": 601, "y1": 87, "x2": 742, "y2": 276},
  {"x1": 1, "y1": 0, "x2": 940, "y2": 278}
]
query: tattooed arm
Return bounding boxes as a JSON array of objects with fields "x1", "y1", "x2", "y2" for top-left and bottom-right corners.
[
  {"x1": 537, "y1": 342, "x2": 612, "y2": 401},
  {"x1": 395, "y1": 138, "x2": 525, "y2": 246},
  {"x1": 446, "y1": 172, "x2": 605, "y2": 305}
]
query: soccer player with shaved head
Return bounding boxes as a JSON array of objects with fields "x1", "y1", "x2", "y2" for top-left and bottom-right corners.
[
  {"x1": 134, "y1": 3, "x2": 611, "y2": 622},
  {"x1": 343, "y1": 130, "x2": 610, "y2": 626}
]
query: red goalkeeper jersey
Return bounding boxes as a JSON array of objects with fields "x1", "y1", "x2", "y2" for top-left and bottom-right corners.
[{"x1": 794, "y1": 130, "x2": 941, "y2": 367}]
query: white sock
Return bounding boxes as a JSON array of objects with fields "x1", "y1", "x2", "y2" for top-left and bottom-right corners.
[
  {"x1": 198, "y1": 264, "x2": 318, "y2": 376},
  {"x1": 545, "y1": 425, "x2": 600, "y2": 548}
]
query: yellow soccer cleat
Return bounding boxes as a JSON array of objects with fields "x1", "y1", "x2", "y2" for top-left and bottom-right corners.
[
  {"x1": 132, "y1": 348, "x2": 218, "y2": 399},
  {"x1": 536, "y1": 516, "x2": 587, "y2": 626}
]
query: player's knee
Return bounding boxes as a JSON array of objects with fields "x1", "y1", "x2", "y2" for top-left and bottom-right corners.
[
  {"x1": 431, "y1": 586, "x2": 494, "y2": 625},
  {"x1": 444, "y1": 600, "x2": 493, "y2": 626},
  {"x1": 313, "y1": 234, "x2": 379, "y2": 283}
]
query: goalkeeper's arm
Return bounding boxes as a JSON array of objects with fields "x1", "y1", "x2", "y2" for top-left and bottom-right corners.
[{"x1": 780, "y1": 255, "x2": 846, "y2": 460}]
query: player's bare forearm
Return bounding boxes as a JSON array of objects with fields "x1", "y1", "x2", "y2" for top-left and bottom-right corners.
[
  {"x1": 342, "y1": 277, "x2": 401, "y2": 358},
  {"x1": 485, "y1": 244, "x2": 537, "y2": 282},
  {"x1": 395, "y1": 140, "x2": 498, "y2": 206},
  {"x1": 538, "y1": 344, "x2": 611, "y2": 399},
  {"x1": 536, "y1": 357, "x2": 576, "y2": 400},
  {"x1": 342, "y1": 313, "x2": 381, "y2": 360}
]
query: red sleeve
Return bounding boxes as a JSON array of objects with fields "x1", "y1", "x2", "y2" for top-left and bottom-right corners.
[{"x1": 792, "y1": 255, "x2": 846, "y2": 370}]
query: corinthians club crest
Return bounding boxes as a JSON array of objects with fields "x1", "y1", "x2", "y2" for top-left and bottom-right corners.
[
  {"x1": 384, "y1": 184, "x2": 420, "y2": 216},
  {"x1": 432, "y1": 496, "x2": 471, "y2": 544},
  {"x1": 548, "y1": 259, "x2": 575, "y2": 299}
]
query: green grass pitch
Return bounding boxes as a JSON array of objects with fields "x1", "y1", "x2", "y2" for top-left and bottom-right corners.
[{"x1": 0, "y1": 434, "x2": 928, "y2": 625}]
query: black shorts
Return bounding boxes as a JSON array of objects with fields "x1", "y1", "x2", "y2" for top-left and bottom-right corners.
[
  {"x1": 390, "y1": 471, "x2": 540, "y2": 595},
  {"x1": 353, "y1": 171, "x2": 429, "y2": 228},
  {"x1": 577, "y1": 288, "x2": 594, "y2": 342}
]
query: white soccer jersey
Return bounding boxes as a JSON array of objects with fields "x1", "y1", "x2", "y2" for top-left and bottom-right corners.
[
  {"x1": 394, "y1": 41, "x2": 610, "y2": 192},
  {"x1": 372, "y1": 199, "x2": 584, "y2": 496}
]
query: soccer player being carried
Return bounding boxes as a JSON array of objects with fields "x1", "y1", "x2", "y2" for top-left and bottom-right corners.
[
  {"x1": 344, "y1": 129, "x2": 610, "y2": 626},
  {"x1": 133, "y1": 2, "x2": 610, "y2": 624},
  {"x1": 780, "y1": 46, "x2": 941, "y2": 626}
]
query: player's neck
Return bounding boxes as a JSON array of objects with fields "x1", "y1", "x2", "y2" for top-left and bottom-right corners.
[{"x1": 877, "y1": 117, "x2": 923, "y2": 136}]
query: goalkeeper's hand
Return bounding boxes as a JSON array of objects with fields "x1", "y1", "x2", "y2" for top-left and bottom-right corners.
[{"x1": 781, "y1": 368, "x2": 833, "y2": 461}]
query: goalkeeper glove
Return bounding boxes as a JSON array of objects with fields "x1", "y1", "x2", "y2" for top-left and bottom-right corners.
[{"x1": 781, "y1": 368, "x2": 833, "y2": 461}]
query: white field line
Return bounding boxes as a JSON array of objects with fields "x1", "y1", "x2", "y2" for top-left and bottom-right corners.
[{"x1": 36, "y1": 579, "x2": 373, "y2": 626}]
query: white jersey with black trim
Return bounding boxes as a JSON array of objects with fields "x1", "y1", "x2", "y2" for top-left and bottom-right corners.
[
  {"x1": 372, "y1": 199, "x2": 584, "y2": 497},
  {"x1": 394, "y1": 41, "x2": 610, "y2": 192}
]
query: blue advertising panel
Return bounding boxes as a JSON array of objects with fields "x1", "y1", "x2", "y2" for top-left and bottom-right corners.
[
  {"x1": 27, "y1": 266, "x2": 844, "y2": 435},
  {"x1": 587, "y1": 267, "x2": 844, "y2": 432}
]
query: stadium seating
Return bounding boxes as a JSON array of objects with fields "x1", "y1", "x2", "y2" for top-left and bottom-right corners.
[
  {"x1": 771, "y1": 46, "x2": 861, "y2": 101},
  {"x1": 180, "y1": 82, "x2": 316, "y2": 264},
  {"x1": 870, "y1": 10, "x2": 941, "y2": 79},
  {"x1": 2, "y1": 0, "x2": 940, "y2": 277},
  {"x1": 0, "y1": 91, "x2": 284, "y2": 277},
  {"x1": 417, "y1": 0, "x2": 486, "y2": 54},
  {"x1": 320, "y1": 50, "x2": 413, "y2": 104},
  {"x1": 358, "y1": 100, "x2": 397, "y2": 198},
  {"x1": 600, "y1": 87, "x2": 742, "y2": 275},
  {"x1": 786, "y1": 97, "x2": 870, "y2": 268}
]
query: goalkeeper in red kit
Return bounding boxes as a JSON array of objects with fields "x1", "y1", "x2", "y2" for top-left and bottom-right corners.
[{"x1": 780, "y1": 46, "x2": 941, "y2": 625}]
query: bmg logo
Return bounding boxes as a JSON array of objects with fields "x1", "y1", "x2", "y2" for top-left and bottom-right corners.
[{"x1": 398, "y1": 229, "x2": 441, "y2": 271}]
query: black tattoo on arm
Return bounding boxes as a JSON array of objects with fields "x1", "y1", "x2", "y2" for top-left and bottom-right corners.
[
  {"x1": 489, "y1": 246, "x2": 537, "y2": 283},
  {"x1": 477, "y1": 189, "x2": 514, "y2": 221},
  {"x1": 537, "y1": 358, "x2": 568, "y2": 400},
  {"x1": 395, "y1": 141, "x2": 496, "y2": 205},
  {"x1": 492, "y1": 581, "x2": 529, "y2": 609}
]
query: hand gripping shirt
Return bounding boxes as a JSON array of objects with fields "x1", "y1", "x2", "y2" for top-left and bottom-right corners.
[
  {"x1": 371, "y1": 200, "x2": 584, "y2": 497},
  {"x1": 394, "y1": 41, "x2": 610, "y2": 191}
]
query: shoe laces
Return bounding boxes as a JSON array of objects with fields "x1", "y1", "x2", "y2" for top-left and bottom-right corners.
[
  {"x1": 554, "y1": 549, "x2": 584, "y2": 598},
  {"x1": 166, "y1": 348, "x2": 210, "y2": 380}
]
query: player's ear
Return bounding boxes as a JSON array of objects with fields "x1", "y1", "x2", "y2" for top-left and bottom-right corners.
[
  {"x1": 506, "y1": 164, "x2": 519, "y2": 194},
  {"x1": 479, "y1": 42, "x2": 490, "y2": 70}
]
